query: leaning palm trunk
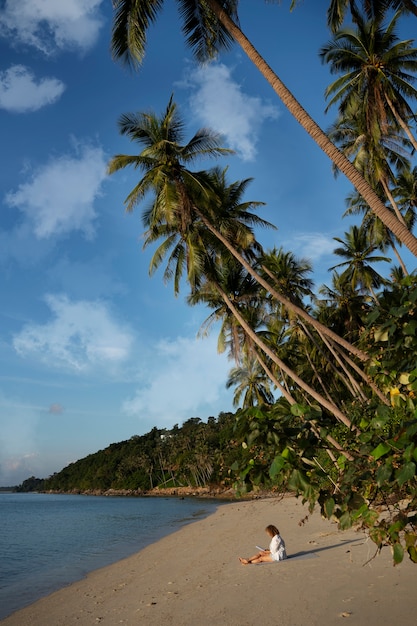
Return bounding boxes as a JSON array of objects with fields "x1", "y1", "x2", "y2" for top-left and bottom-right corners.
[
  {"x1": 387, "y1": 232, "x2": 409, "y2": 275},
  {"x1": 254, "y1": 350, "x2": 294, "y2": 405},
  {"x1": 254, "y1": 350, "x2": 354, "y2": 461},
  {"x1": 299, "y1": 321, "x2": 390, "y2": 405},
  {"x1": 300, "y1": 323, "x2": 366, "y2": 400},
  {"x1": 214, "y1": 281, "x2": 359, "y2": 432},
  {"x1": 206, "y1": 0, "x2": 417, "y2": 257},
  {"x1": 195, "y1": 205, "x2": 370, "y2": 362},
  {"x1": 381, "y1": 178, "x2": 407, "y2": 227},
  {"x1": 385, "y1": 92, "x2": 417, "y2": 154},
  {"x1": 260, "y1": 261, "x2": 386, "y2": 401}
]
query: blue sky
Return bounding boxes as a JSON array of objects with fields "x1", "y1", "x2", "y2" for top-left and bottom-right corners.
[{"x1": 0, "y1": 1, "x2": 415, "y2": 486}]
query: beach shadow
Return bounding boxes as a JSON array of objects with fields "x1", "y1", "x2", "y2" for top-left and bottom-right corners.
[{"x1": 288, "y1": 537, "x2": 364, "y2": 561}]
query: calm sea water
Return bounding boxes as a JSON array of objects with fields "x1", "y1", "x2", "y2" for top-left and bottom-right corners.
[{"x1": 0, "y1": 492, "x2": 221, "y2": 620}]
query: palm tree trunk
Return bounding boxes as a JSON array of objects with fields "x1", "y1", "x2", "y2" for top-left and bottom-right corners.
[
  {"x1": 214, "y1": 281, "x2": 359, "y2": 432},
  {"x1": 207, "y1": 0, "x2": 417, "y2": 257},
  {"x1": 330, "y1": 342, "x2": 390, "y2": 405},
  {"x1": 254, "y1": 350, "x2": 295, "y2": 405},
  {"x1": 300, "y1": 321, "x2": 389, "y2": 404},
  {"x1": 381, "y1": 178, "x2": 407, "y2": 226},
  {"x1": 298, "y1": 321, "x2": 365, "y2": 399},
  {"x1": 387, "y1": 233, "x2": 409, "y2": 275},
  {"x1": 385, "y1": 93, "x2": 417, "y2": 154},
  {"x1": 195, "y1": 206, "x2": 370, "y2": 362},
  {"x1": 255, "y1": 351, "x2": 353, "y2": 460}
]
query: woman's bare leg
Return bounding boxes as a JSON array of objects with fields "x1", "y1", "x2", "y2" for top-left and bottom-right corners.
[{"x1": 239, "y1": 553, "x2": 274, "y2": 565}]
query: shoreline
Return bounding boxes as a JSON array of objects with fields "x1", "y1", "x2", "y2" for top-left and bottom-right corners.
[{"x1": 2, "y1": 495, "x2": 415, "y2": 625}]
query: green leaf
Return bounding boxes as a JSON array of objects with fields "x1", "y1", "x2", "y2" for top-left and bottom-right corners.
[
  {"x1": 407, "y1": 546, "x2": 417, "y2": 563},
  {"x1": 359, "y1": 431, "x2": 373, "y2": 443},
  {"x1": 287, "y1": 469, "x2": 302, "y2": 492},
  {"x1": 362, "y1": 508, "x2": 379, "y2": 526},
  {"x1": 407, "y1": 421, "x2": 417, "y2": 438},
  {"x1": 269, "y1": 455, "x2": 286, "y2": 480},
  {"x1": 403, "y1": 321, "x2": 417, "y2": 335},
  {"x1": 376, "y1": 463, "x2": 392, "y2": 487},
  {"x1": 324, "y1": 497, "x2": 335, "y2": 519},
  {"x1": 339, "y1": 511, "x2": 352, "y2": 530},
  {"x1": 371, "y1": 442, "x2": 391, "y2": 460},
  {"x1": 396, "y1": 461, "x2": 416, "y2": 487},
  {"x1": 393, "y1": 542, "x2": 404, "y2": 565},
  {"x1": 290, "y1": 403, "x2": 307, "y2": 417},
  {"x1": 247, "y1": 429, "x2": 260, "y2": 446},
  {"x1": 404, "y1": 532, "x2": 417, "y2": 549},
  {"x1": 404, "y1": 444, "x2": 415, "y2": 463},
  {"x1": 337, "y1": 455, "x2": 347, "y2": 470}
]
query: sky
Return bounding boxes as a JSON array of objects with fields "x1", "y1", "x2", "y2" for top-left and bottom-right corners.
[{"x1": 0, "y1": 1, "x2": 415, "y2": 486}]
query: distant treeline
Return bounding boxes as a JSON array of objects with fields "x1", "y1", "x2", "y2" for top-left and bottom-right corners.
[{"x1": 16, "y1": 412, "x2": 246, "y2": 493}]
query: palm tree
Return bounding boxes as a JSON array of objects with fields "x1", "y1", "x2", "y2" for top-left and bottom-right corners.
[
  {"x1": 330, "y1": 225, "x2": 391, "y2": 300},
  {"x1": 226, "y1": 354, "x2": 275, "y2": 408},
  {"x1": 108, "y1": 99, "x2": 392, "y2": 427},
  {"x1": 260, "y1": 246, "x2": 314, "y2": 308},
  {"x1": 189, "y1": 252, "x2": 358, "y2": 432},
  {"x1": 321, "y1": 10, "x2": 417, "y2": 152},
  {"x1": 344, "y1": 189, "x2": 410, "y2": 274},
  {"x1": 110, "y1": 0, "x2": 417, "y2": 256},
  {"x1": 393, "y1": 164, "x2": 417, "y2": 228},
  {"x1": 326, "y1": 0, "x2": 417, "y2": 32},
  {"x1": 318, "y1": 271, "x2": 369, "y2": 336},
  {"x1": 109, "y1": 99, "x2": 374, "y2": 362},
  {"x1": 327, "y1": 104, "x2": 411, "y2": 225}
]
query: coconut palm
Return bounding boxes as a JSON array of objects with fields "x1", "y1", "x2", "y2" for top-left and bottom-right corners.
[
  {"x1": 109, "y1": 99, "x2": 374, "y2": 362},
  {"x1": 321, "y1": 10, "x2": 417, "y2": 152},
  {"x1": 318, "y1": 270, "x2": 370, "y2": 340},
  {"x1": 393, "y1": 164, "x2": 417, "y2": 228},
  {"x1": 226, "y1": 354, "x2": 275, "y2": 408},
  {"x1": 330, "y1": 225, "x2": 391, "y2": 300},
  {"x1": 327, "y1": 103, "x2": 411, "y2": 225},
  {"x1": 344, "y1": 188, "x2": 410, "y2": 274},
  {"x1": 189, "y1": 251, "x2": 358, "y2": 431},
  {"x1": 260, "y1": 246, "x2": 314, "y2": 308},
  {"x1": 326, "y1": 0, "x2": 417, "y2": 32},
  {"x1": 110, "y1": 0, "x2": 417, "y2": 255},
  {"x1": 108, "y1": 99, "x2": 390, "y2": 424}
]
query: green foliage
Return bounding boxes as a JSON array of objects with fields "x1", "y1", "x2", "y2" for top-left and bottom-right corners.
[
  {"x1": 18, "y1": 414, "x2": 238, "y2": 494},
  {"x1": 15, "y1": 476, "x2": 45, "y2": 493},
  {"x1": 228, "y1": 277, "x2": 417, "y2": 565},
  {"x1": 230, "y1": 398, "x2": 417, "y2": 565}
]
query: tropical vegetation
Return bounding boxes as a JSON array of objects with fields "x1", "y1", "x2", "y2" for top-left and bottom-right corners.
[
  {"x1": 98, "y1": 1, "x2": 417, "y2": 564},
  {"x1": 17, "y1": 414, "x2": 239, "y2": 494}
]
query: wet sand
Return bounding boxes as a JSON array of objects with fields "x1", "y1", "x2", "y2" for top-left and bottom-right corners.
[{"x1": 1, "y1": 495, "x2": 415, "y2": 625}]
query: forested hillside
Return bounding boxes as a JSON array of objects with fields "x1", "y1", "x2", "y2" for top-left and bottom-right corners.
[{"x1": 17, "y1": 413, "x2": 242, "y2": 494}]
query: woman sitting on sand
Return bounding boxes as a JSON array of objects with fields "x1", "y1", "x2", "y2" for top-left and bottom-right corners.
[{"x1": 239, "y1": 524, "x2": 287, "y2": 564}]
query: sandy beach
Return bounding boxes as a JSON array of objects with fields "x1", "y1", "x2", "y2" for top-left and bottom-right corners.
[{"x1": 1, "y1": 495, "x2": 415, "y2": 626}]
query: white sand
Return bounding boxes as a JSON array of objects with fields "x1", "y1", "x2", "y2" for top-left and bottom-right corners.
[{"x1": 1, "y1": 496, "x2": 415, "y2": 625}]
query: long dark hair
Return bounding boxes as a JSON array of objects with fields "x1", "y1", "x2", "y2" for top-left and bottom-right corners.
[{"x1": 265, "y1": 524, "x2": 279, "y2": 536}]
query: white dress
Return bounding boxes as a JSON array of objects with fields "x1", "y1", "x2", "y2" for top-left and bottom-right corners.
[{"x1": 269, "y1": 534, "x2": 287, "y2": 561}]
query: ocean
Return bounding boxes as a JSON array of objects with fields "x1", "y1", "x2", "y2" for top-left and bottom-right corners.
[{"x1": 0, "y1": 492, "x2": 221, "y2": 620}]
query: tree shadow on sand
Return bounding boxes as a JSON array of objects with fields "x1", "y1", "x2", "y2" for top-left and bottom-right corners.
[{"x1": 287, "y1": 537, "x2": 364, "y2": 560}]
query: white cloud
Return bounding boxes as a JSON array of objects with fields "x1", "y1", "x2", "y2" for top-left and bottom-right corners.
[
  {"x1": 13, "y1": 294, "x2": 134, "y2": 372},
  {"x1": 285, "y1": 232, "x2": 336, "y2": 262},
  {"x1": 0, "y1": 0, "x2": 104, "y2": 54},
  {"x1": 0, "y1": 65, "x2": 65, "y2": 112},
  {"x1": 123, "y1": 335, "x2": 231, "y2": 425},
  {"x1": 186, "y1": 63, "x2": 279, "y2": 161},
  {"x1": 5, "y1": 142, "x2": 107, "y2": 239}
]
